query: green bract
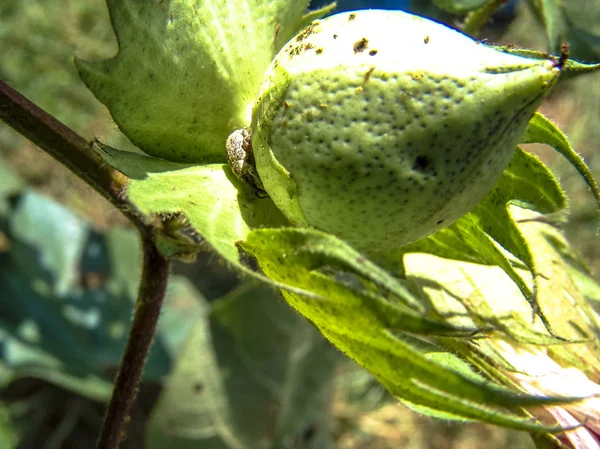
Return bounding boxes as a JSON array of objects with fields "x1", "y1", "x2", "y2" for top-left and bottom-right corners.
[
  {"x1": 75, "y1": 0, "x2": 334, "y2": 163},
  {"x1": 252, "y1": 10, "x2": 561, "y2": 251}
]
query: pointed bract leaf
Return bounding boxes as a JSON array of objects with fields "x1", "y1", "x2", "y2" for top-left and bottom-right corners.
[
  {"x1": 239, "y1": 227, "x2": 580, "y2": 432},
  {"x1": 289, "y1": 2, "x2": 338, "y2": 48},
  {"x1": 390, "y1": 148, "x2": 568, "y2": 327},
  {"x1": 491, "y1": 46, "x2": 600, "y2": 77},
  {"x1": 434, "y1": 0, "x2": 487, "y2": 13},
  {"x1": 93, "y1": 142, "x2": 288, "y2": 266},
  {"x1": 471, "y1": 147, "x2": 567, "y2": 262},
  {"x1": 398, "y1": 207, "x2": 600, "y2": 417},
  {"x1": 464, "y1": 149, "x2": 568, "y2": 328},
  {"x1": 93, "y1": 145, "x2": 376, "y2": 306},
  {"x1": 395, "y1": 212, "x2": 535, "y2": 312},
  {"x1": 523, "y1": 112, "x2": 600, "y2": 206},
  {"x1": 403, "y1": 248, "x2": 557, "y2": 346},
  {"x1": 239, "y1": 228, "x2": 471, "y2": 338},
  {"x1": 76, "y1": 0, "x2": 315, "y2": 162},
  {"x1": 513, "y1": 208, "x2": 600, "y2": 347}
]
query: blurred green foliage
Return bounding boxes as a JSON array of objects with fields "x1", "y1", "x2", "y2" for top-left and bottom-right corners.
[{"x1": 1, "y1": 1, "x2": 114, "y2": 138}]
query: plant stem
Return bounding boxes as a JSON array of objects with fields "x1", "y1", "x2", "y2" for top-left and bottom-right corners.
[
  {"x1": 0, "y1": 80, "x2": 171, "y2": 449},
  {"x1": 463, "y1": 0, "x2": 509, "y2": 36},
  {"x1": 96, "y1": 233, "x2": 170, "y2": 449},
  {"x1": 0, "y1": 79, "x2": 132, "y2": 220}
]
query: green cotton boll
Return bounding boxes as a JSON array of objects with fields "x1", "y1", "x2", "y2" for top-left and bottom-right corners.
[{"x1": 251, "y1": 9, "x2": 561, "y2": 252}]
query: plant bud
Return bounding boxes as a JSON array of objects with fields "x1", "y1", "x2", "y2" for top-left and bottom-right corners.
[{"x1": 251, "y1": 10, "x2": 560, "y2": 251}]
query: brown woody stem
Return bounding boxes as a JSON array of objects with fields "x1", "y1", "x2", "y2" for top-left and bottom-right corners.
[
  {"x1": 0, "y1": 79, "x2": 132, "y2": 219},
  {"x1": 95, "y1": 234, "x2": 170, "y2": 449},
  {"x1": 0, "y1": 79, "x2": 170, "y2": 449}
]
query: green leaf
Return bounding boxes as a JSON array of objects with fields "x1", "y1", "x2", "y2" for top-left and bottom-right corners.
[
  {"x1": 399, "y1": 207, "x2": 600, "y2": 423},
  {"x1": 385, "y1": 148, "x2": 568, "y2": 330},
  {"x1": 425, "y1": 207, "x2": 600, "y2": 383},
  {"x1": 513, "y1": 209, "x2": 600, "y2": 346},
  {"x1": 295, "y1": 2, "x2": 337, "y2": 32},
  {"x1": 147, "y1": 281, "x2": 340, "y2": 449},
  {"x1": 239, "y1": 227, "x2": 579, "y2": 432},
  {"x1": 382, "y1": 207, "x2": 600, "y2": 422},
  {"x1": 396, "y1": 212, "x2": 532, "y2": 299},
  {"x1": 75, "y1": 0, "x2": 318, "y2": 163},
  {"x1": 95, "y1": 138, "x2": 594, "y2": 432},
  {"x1": 0, "y1": 190, "x2": 202, "y2": 399},
  {"x1": 94, "y1": 144, "x2": 375, "y2": 308},
  {"x1": 459, "y1": 149, "x2": 568, "y2": 330},
  {"x1": 240, "y1": 228, "x2": 473, "y2": 337},
  {"x1": 0, "y1": 346, "x2": 113, "y2": 402},
  {"x1": 93, "y1": 142, "x2": 288, "y2": 265},
  {"x1": 434, "y1": 0, "x2": 487, "y2": 14},
  {"x1": 523, "y1": 112, "x2": 600, "y2": 206},
  {"x1": 470, "y1": 147, "x2": 567, "y2": 263},
  {"x1": 490, "y1": 46, "x2": 600, "y2": 77},
  {"x1": 0, "y1": 193, "x2": 163, "y2": 382},
  {"x1": 564, "y1": 262, "x2": 600, "y2": 305}
]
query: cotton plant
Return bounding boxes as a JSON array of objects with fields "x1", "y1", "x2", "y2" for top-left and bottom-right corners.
[{"x1": 1, "y1": 1, "x2": 600, "y2": 448}]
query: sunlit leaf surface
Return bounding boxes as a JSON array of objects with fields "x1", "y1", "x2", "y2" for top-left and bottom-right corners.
[{"x1": 76, "y1": 0, "x2": 320, "y2": 162}]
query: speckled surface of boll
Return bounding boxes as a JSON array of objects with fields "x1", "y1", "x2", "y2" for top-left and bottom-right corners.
[{"x1": 251, "y1": 9, "x2": 561, "y2": 251}]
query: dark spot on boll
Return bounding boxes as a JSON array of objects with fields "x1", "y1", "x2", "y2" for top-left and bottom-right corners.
[
  {"x1": 369, "y1": 49, "x2": 378, "y2": 56},
  {"x1": 413, "y1": 155, "x2": 431, "y2": 172},
  {"x1": 437, "y1": 219, "x2": 445, "y2": 225},
  {"x1": 348, "y1": 13, "x2": 356, "y2": 21},
  {"x1": 289, "y1": 45, "x2": 304, "y2": 57},
  {"x1": 353, "y1": 38, "x2": 369, "y2": 53},
  {"x1": 295, "y1": 23, "x2": 318, "y2": 42}
]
